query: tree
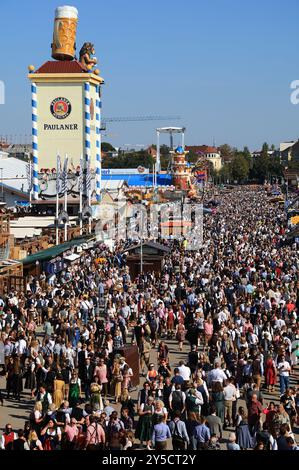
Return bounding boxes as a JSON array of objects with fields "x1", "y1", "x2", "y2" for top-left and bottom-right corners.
[
  {"x1": 218, "y1": 164, "x2": 232, "y2": 183},
  {"x1": 268, "y1": 156, "x2": 283, "y2": 179},
  {"x1": 160, "y1": 144, "x2": 170, "y2": 156},
  {"x1": 101, "y1": 142, "x2": 116, "y2": 152},
  {"x1": 218, "y1": 144, "x2": 236, "y2": 163},
  {"x1": 207, "y1": 162, "x2": 217, "y2": 182},
  {"x1": 230, "y1": 154, "x2": 249, "y2": 182},
  {"x1": 187, "y1": 149, "x2": 199, "y2": 164},
  {"x1": 102, "y1": 150, "x2": 154, "y2": 169},
  {"x1": 242, "y1": 146, "x2": 252, "y2": 168},
  {"x1": 250, "y1": 142, "x2": 269, "y2": 183}
]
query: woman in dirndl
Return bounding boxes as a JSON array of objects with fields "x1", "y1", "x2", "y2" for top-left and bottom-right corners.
[
  {"x1": 24, "y1": 358, "x2": 37, "y2": 399},
  {"x1": 68, "y1": 371, "x2": 81, "y2": 407},
  {"x1": 135, "y1": 396, "x2": 154, "y2": 449},
  {"x1": 176, "y1": 322, "x2": 186, "y2": 351},
  {"x1": 111, "y1": 360, "x2": 122, "y2": 403}
]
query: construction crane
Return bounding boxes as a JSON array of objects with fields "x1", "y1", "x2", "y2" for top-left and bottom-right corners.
[{"x1": 100, "y1": 115, "x2": 181, "y2": 131}]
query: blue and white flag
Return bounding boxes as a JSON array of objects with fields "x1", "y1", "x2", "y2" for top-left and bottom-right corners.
[
  {"x1": 61, "y1": 156, "x2": 68, "y2": 195},
  {"x1": 78, "y1": 155, "x2": 84, "y2": 193},
  {"x1": 26, "y1": 161, "x2": 33, "y2": 192},
  {"x1": 56, "y1": 154, "x2": 62, "y2": 193},
  {"x1": 85, "y1": 157, "x2": 91, "y2": 194}
]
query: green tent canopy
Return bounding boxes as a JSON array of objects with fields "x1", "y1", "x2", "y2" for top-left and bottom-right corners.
[{"x1": 21, "y1": 236, "x2": 93, "y2": 265}]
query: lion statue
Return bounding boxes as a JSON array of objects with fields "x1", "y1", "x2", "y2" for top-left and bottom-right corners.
[{"x1": 79, "y1": 42, "x2": 97, "y2": 71}]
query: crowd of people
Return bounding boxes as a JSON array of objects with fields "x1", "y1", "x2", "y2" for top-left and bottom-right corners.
[{"x1": 0, "y1": 185, "x2": 298, "y2": 451}]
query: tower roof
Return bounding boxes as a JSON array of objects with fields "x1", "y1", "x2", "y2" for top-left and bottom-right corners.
[{"x1": 35, "y1": 60, "x2": 87, "y2": 74}]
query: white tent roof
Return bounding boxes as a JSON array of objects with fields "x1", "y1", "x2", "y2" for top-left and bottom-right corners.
[
  {"x1": 0, "y1": 155, "x2": 29, "y2": 193},
  {"x1": 10, "y1": 227, "x2": 42, "y2": 239},
  {"x1": 64, "y1": 253, "x2": 80, "y2": 261},
  {"x1": 101, "y1": 180, "x2": 127, "y2": 190}
]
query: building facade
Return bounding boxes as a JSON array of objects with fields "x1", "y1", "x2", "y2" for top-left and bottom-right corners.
[{"x1": 186, "y1": 145, "x2": 223, "y2": 171}]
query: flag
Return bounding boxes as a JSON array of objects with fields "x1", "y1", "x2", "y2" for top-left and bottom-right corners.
[
  {"x1": 26, "y1": 161, "x2": 33, "y2": 192},
  {"x1": 61, "y1": 156, "x2": 68, "y2": 194},
  {"x1": 56, "y1": 154, "x2": 62, "y2": 193},
  {"x1": 85, "y1": 157, "x2": 91, "y2": 194},
  {"x1": 78, "y1": 155, "x2": 84, "y2": 192},
  {"x1": 70, "y1": 160, "x2": 76, "y2": 173}
]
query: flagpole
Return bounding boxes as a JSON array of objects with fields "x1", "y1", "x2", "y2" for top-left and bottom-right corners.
[
  {"x1": 64, "y1": 154, "x2": 68, "y2": 242},
  {"x1": 88, "y1": 171, "x2": 91, "y2": 235},
  {"x1": 29, "y1": 162, "x2": 32, "y2": 208},
  {"x1": 56, "y1": 191, "x2": 59, "y2": 245},
  {"x1": 56, "y1": 153, "x2": 60, "y2": 246}
]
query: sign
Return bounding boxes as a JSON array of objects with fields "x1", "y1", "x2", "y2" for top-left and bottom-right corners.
[
  {"x1": 44, "y1": 123, "x2": 78, "y2": 130},
  {"x1": 101, "y1": 168, "x2": 149, "y2": 175},
  {"x1": 50, "y1": 97, "x2": 72, "y2": 119}
]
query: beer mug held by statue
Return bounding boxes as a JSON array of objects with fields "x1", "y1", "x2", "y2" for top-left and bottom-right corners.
[{"x1": 52, "y1": 6, "x2": 78, "y2": 61}]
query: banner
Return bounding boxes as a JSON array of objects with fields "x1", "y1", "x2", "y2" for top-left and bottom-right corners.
[
  {"x1": 26, "y1": 161, "x2": 33, "y2": 192},
  {"x1": 56, "y1": 154, "x2": 62, "y2": 193},
  {"x1": 61, "y1": 156, "x2": 68, "y2": 194}
]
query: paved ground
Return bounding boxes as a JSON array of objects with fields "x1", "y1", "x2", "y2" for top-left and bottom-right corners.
[{"x1": 0, "y1": 336, "x2": 298, "y2": 449}]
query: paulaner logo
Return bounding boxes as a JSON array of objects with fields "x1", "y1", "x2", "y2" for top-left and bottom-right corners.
[{"x1": 0, "y1": 81, "x2": 5, "y2": 104}]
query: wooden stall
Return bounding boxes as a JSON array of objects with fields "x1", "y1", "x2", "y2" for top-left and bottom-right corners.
[
  {"x1": 0, "y1": 260, "x2": 25, "y2": 295},
  {"x1": 123, "y1": 241, "x2": 170, "y2": 279}
]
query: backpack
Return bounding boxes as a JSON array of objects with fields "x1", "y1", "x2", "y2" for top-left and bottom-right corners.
[{"x1": 172, "y1": 421, "x2": 186, "y2": 445}]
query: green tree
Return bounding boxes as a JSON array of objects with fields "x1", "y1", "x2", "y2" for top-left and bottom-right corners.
[
  {"x1": 218, "y1": 164, "x2": 231, "y2": 183},
  {"x1": 160, "y1": 144, "x2": 170, "y2": 156},
  {"x1": 102, "y1": 150, "x2": 154, "y2": 169},
  {"x1": 187, "y1": 149, "x2": 199, "y2": 164},
  {"x1": 101, "y1": 142, "x2": 116, "y2": 152},
  {"x1": 242, "y1": 146, "x2": 252, "y2": 168},
  {"x1": 230, "y1": 154, "x2": 249, "y2": 182},
  {"x1": 218, "y1": 144, "x2": 237, "y2": 163},
  {"x1": 250, "y1": 142, "x2": 269, "y2": 182},
  {"x1": 268, "y1": 156, "x2": 283, "y2": 179}
]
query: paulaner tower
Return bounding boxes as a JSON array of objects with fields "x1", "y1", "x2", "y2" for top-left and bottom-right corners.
[{"x1": 28, "y1": 6, "x2": 104, "y2": 200}]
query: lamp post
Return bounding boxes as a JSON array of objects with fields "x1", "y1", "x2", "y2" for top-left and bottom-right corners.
[
  {"x1": 139, "y1": 199, "x2": 149, "y2": 275},
  {"x1": 140, "y1": 207, "x2": 143, "y2": 275},
  {"x1": 284, "y1": 166, "x2": 289, "y2": 215}
]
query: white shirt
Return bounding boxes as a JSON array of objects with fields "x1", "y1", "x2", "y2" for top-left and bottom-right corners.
[
  {"x1": 223, "y1": 383, "x2": 237, "y2": 401},
  {"x1": 277, "y1": 361, "x2": 291, "y2": 376},
  {"x1": 178, "y1": 365, "x2": 191, "y2": 381},
  {"x1": 16, "y1": 338, "x2": 27, "y2": 355},
  {"x1": 208, "y1": 367, "x2": 227, "y2": 385},
  {"x1": 82, "y1": 329, "x2": 90, "y2": 341},
  {"x1": 0, "y1": 432, "x2": 17, "y2": 450}
]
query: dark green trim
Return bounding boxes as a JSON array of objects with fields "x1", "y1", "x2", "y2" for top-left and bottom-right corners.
[{"x1": 22, "y1": 236, "x2": 92, "y2": 265}]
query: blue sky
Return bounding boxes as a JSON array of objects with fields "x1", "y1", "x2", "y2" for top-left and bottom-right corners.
[{"x1": 0, "y1": 0, "x2": 298, "y2": 150}]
